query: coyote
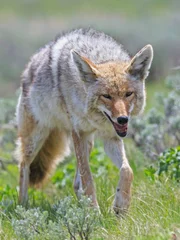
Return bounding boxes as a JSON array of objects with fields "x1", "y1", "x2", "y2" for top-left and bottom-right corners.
[{"x1": 16, "y1": 28, "x2": 153, "y2": 214}]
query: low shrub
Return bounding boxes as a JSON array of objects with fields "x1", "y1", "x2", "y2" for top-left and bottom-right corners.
[
  {"x1": 12, "y1": 196, "x2": 100, "y2": 240},
  {"x1": 145, "y1": 146, "x2": 180, "y2": 182},
  {"x1": 129, "y1": 72, "x2": 180, "y2": 160}
]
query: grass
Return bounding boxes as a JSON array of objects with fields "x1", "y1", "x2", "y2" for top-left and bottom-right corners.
[
  {"x1": 0, "y1": 166, "x2": 179, "y2": 239},
  {"x1": 0, "y1": 135, "x2": 179, "y2": 239}
]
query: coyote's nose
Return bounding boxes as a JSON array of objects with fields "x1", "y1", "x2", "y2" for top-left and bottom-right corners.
[{"x1": 117, "y1": 116, "x2": 128, "y2": 124}]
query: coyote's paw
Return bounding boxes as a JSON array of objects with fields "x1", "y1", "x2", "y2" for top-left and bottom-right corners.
[{"x1": 113, "y1": 190, "x2": 131, "y2": 215}]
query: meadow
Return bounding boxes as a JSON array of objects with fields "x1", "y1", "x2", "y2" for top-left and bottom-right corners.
[{"x1": 0, "y1": 1, "x2": 180, "y2": 239}]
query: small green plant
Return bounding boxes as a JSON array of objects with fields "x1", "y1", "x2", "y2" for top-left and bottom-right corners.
[
  {"x1": 12, "y1": 206, "x2": 53, "y2": 240},
  {"x1": 11, "y1": 196, "x2": 100, "y2": 240},
  {"x1": 158, "y1": 146, "x2": 180, "y2": 181},
  {"x1": 145, "y1": 146, "x2": 180, "y2": 181},
  {"x1": 54, "y1": 196, "x2": 100, "y2": 240}
]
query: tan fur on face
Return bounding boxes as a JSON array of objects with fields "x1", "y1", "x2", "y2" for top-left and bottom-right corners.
[
  {"x1": 95, "y1": 61, "x2": 137, "y2": 118},
  {"x1": 96, "y1": 61, "x2": 135, "y2": 93},
  {"x1": 97, "y1": 61, "x2": 129, "y2": 78}
]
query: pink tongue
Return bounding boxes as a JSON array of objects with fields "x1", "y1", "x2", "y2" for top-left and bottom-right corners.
[{"x1": 114, "y1": 123, "x2": 127, "y2": 132}]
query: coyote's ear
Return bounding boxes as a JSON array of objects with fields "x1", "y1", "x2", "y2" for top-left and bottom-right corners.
[
  {"x1": 126, "y1": 45, "x2": 153, "y2": 80},
  {"x1": 71, "y1": 50, "x2": 100, "y2": 81}
]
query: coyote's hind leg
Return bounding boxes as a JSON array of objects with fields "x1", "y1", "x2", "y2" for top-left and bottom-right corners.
[{"x1": 16, "y1": 111, "x2": 49, "y2": 205}]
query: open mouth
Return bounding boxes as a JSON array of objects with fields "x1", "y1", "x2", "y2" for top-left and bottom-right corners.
[{"x1": 104, "y1": 112, "x2": 128, "y2": 137}]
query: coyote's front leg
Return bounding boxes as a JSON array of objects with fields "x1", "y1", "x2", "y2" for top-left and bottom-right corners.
[
  {"x1": 72, "y1": 130, "x2": 98, "y2": 207},
  {"x1": 104, "y1": 137, "x2": 133, "y2": 214}
]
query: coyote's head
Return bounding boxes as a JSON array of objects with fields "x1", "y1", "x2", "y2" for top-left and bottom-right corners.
[{"x1": 71, "y1": 45, "x2": 153, "y2": 137}]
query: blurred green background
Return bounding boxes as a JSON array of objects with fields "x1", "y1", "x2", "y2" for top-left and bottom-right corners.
[{"x1": 0, "y1": 0, "x2": 180, "y2": 97}]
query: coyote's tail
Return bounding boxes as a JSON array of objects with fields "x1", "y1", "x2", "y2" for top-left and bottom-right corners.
[{"x1": 29, "y1": 129, "x2": 70, "y2": 187}]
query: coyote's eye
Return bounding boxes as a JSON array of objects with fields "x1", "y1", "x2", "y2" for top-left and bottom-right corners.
[
  {"x1": 125, "y1": 92, "x2": 133, "y2": 98},
  {"x1": 102, "y1": 94, "x2": 112, "y2": 100}
]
